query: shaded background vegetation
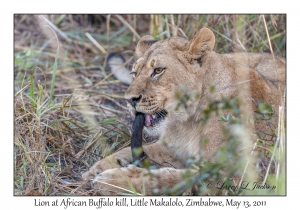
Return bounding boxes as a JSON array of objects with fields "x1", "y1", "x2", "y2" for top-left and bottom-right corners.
[{"x1": 14, "y1": 14, "x2": 286, "y2": 195}]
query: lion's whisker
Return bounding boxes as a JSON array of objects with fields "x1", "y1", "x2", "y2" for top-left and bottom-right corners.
[{"x1": 154, "y1": 110, "x2": 164, "y2": 118}]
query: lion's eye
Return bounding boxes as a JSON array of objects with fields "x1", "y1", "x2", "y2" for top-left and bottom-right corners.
[
  {"x1": 152, "y1": 67, "x2": 166, "y2": 77},
  {"x1": 130, "y1": 72, "x2": 137, "y2": 78}
]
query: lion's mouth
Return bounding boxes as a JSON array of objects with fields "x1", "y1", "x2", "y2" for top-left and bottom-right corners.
[{"x1": 144, "y1": 110, "x2": 167, "y2": 127}]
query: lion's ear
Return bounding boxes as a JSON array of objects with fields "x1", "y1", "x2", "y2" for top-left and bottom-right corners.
[
  {"x1": 136, "y1": 35, "x2": 156, "y2": 58},
  {"x1": 188, "y1": 28, "x2": 215, "y2": 59}
]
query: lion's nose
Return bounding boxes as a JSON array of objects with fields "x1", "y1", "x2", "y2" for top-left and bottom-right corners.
[{"x1": 131, "y1": 95, "x2": 142, "y2": 107}]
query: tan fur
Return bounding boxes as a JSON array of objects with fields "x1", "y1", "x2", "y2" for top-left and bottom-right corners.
[{"x1": 82, "y1": 28, "x2": 285, "y2": 195}]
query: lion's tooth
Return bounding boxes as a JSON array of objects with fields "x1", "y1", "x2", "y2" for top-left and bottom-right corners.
[{"x1": 152, "y1": 114, "x2": 156, "y2": 119}]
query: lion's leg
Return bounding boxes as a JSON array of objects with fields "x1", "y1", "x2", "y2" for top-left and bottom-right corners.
[
  {"x1": 82, "y1": 141, "x2": 184, "y2": 182},
  {"x1": 92, "y1": 165, "x2": 188, "y2": 195}
]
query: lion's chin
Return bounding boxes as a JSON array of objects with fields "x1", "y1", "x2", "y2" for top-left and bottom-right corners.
[{"x1": 143, "y1": 117, "x2": 168, "y2": 137}]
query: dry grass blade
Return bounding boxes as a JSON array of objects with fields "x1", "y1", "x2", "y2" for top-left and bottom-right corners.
[
  {"x1": 262, "y1": 14, "x2": 283, "y2": 105},
  {"x1": 92, "y1": 56, "x2": 134, "y2": 87},
  {"x1": 45, "y1": 134, "x2": 75, "y2": 157},
  {"x1": 14, "y1": 83, "x2": 29, "y2": 97},
  {"x1": 74, "y1": 129, "x2": 102, "y2": 159},
  {"x1": 178, "y1": 28, "x2": 188, "y2": 39},
  {"x1": 115, "y1": 15, "x2": 141, "y2": 40},
  {"x1": 262, "y1": 15, "x2": 275, "y2": 58},
  {"x1": 14, "y1": 45, "x2": 71, "y2": 61},
  {"x1": 92, "y1": 179, "x2": 142, "y2": 195},
  {"x1": 238, "y1": 139, "x2": 259, "y2": 189},
  {"x1": 170, "y1": 15, "x2": 178, "y2": 37},
  {"x1": 262, "y1": 92, "x2": 285, "y2": 187},
  {"x1": 85, "y1": 32, "x2": 107, "y2": 54},
  {"x1": 39, "y1": 15, "x2": 72, "y2": 43}
]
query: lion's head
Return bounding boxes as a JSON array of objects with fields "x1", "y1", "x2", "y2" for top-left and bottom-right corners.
[{"x1": 124, "y1": 28, "x2": 216, "y2": 136}]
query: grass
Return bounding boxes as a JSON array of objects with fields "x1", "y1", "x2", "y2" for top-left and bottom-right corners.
[{"x1": 14, "y1": 14, "x2": 286, "y2": 196}]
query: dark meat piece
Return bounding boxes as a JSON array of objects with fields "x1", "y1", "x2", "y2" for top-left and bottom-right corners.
[{"x1": 131, "y1": 112, "x2": 146, "y2": 163}]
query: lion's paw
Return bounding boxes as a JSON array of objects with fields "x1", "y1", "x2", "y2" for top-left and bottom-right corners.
[
  {"x1": 82, "y1": 154, "x2": 132, "y2": 182},
  {"x1": 92, "y1": 165, "x2": 146, "y2": 195}
]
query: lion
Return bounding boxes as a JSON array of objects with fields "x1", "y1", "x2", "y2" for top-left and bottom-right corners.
[{"x1": 82, "y1": 28, "x2": 286, "y2": 195}]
